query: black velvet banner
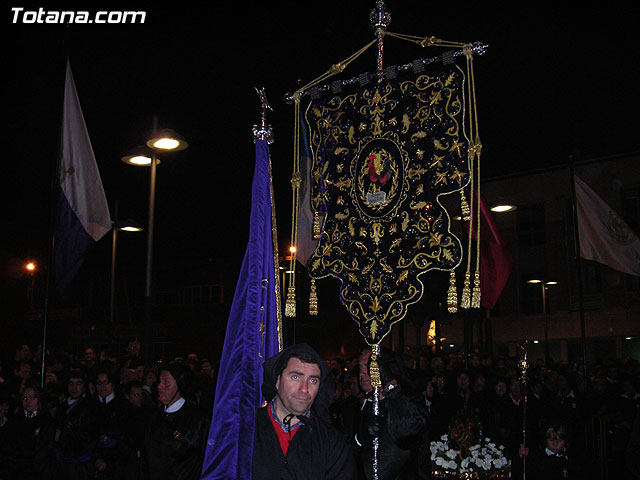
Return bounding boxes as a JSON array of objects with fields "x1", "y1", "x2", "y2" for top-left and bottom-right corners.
[{"x1": 306, "y1": 62, "x2": 470, "y2": 345}]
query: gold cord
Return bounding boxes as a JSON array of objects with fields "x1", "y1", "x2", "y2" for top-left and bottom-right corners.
[
  {"x1": 285, "y1": 97, "x2": 302, "y2": 318},
  {"x1": 309, "y1": 278, "x2": 318, "y2": 315},
  {"x1": 369, "y1": 350, "x2": 382, "y2": 388},
  {"x1": 447, "y1": 271, "x2": 458, "y2": 313}
]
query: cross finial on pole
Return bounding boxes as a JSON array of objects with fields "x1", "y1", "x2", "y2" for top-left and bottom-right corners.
[{"x1": 253, "y1": 87, "x2": 274, "y2": 144}]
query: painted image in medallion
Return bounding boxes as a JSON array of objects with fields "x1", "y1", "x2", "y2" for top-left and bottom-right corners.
[{"x1": 354, "y1": 138, "x2": 404, "y2": 219}]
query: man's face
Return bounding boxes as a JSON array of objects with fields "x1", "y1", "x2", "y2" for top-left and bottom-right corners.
[
  {"x1": 275, "y1": 357, "x2": 321, "y2": 417},
  {"x1": 96, "y1": 373, "x2": 114, "y2": 398},
  {"x1": 546, "y1": 437, "x2": 565, "y2": 453},
  {"x1": 16, "y1": 363, "x2": 31, "y2": 380},
  {"x1": 157, "y1": 370, "x2": 180, "y2": 406},
  {"x1": 84, "y1": 349, "x2": 96, "y2": 362},
  {"x1": 22, "y1": 387, "x2": 38, "y2": 413},
  {"x1": 126, "y1": 386, "x2": 144, "y2": 408},
  {"x1": 68, "y1": 377, "x2": 85, "y2": 399},
  {"x1": 457, "y1": 373, "x2": 470, "y2": 390},
  {"x1": 127, "y1": 340, "x2": 140, "y2": 356},
  {"x1": 16, "y1": 345, "x2": 32, "y2": 362}
]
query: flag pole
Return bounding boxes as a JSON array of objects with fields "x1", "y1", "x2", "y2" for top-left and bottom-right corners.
[
  {"x1": 569, "y1": 158, "x2": 588, "y2": 392},
  {"x1": 40, "y1": 56, "x2": 68, "y2": 387}
]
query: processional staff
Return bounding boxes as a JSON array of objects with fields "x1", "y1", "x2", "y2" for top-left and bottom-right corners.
[
  {"x1": 519, "y1": 340, "x2": 529, "y2": 480},
  {"x1": 368, "y1": 2, "x2": 390, "y2": 479}
]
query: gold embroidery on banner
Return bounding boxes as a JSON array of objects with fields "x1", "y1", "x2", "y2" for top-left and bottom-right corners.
[{"x1": 307, "y1": 64, "x2": 469, "y2": 345}]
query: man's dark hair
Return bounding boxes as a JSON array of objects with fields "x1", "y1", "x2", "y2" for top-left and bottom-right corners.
[
  {"x1": 67, "y1": 369, "x2": 86, "y2": 384},
  {"x1": 95, "y1": 370, "x2": 115, "y2": 385},
  {"x1": 124, "y1": 380, "x2": 143, "y2": 395},
  {"x1": 275, "y1": 351, "x2": 321, "y2": 380}
]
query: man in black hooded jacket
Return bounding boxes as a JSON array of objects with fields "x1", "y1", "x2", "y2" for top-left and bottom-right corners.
[{"x1": 252, "y1": 343, "x2": 356, "y2": 480}]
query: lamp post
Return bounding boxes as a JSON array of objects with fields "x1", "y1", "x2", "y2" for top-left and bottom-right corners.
[
  {"x1": 527, "y1": 279, "x2": 558, "y2": 364},
  {"x1": 25, "y1": 261, "x2": 36, "y2": 309},
  {"x1": 122, "y1": 126, "x2": 188, "y2": 365},
  {"x1": 110, "y1": 207, "x2": 142, "y2": 324}
]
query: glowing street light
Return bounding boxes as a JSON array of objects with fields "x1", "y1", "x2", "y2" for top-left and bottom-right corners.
[
  {"x1": 527, "y1": 278, "x2": 558, "y2": 363},
  {"x1": 122, "y1": 123, "x2": 188, "y2": 364},
  {"x1": 490, "y1": 204, "x2": 517, "y2": 213}
]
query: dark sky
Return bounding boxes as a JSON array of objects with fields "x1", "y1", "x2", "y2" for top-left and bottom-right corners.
[{"x1": 3, "y1": 2, "x2": 640, "y2": 301}]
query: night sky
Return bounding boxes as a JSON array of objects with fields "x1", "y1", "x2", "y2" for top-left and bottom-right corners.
[{"x1": 3, "y1": 3, "x2": 639, "y2": 319}]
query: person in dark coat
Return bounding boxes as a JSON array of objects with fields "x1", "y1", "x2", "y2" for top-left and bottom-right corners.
[
  {"x1": 354, "y1": 348, "x2": 428, "y2": 480},
  {"x1": 141, "y1": 363, "x2": 207, "y2": 480},
  {"x1": 93, "y1": 370, "x2": 128, "y2": 479},
  {"x1": 120, "y1": 381, "x2": 153, "y2": 480},
  {"x1": 252, "y1": 343, "x2": 356, "y2": 480},
  {"x1": 518, "y1": 423, "x2": 584, "y2": 479},
  {"x1": 0, "y1": 385, "x2": 56, "y2": 479},
  {"x1": 54, "y1": 370, "x2": 99, "y2": 480}
]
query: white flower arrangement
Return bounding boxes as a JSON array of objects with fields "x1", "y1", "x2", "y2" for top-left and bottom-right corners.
[{"x1": 430, "y1": 435, "x2": 511, "y2": 478}]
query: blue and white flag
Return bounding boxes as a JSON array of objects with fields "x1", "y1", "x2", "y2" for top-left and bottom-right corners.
[
  {"x1": 575, "y1": 175, "x2": 640, "y2": 277},
  {"x1": 55, "y1": 60, "x2": 111, "y2": 292}
]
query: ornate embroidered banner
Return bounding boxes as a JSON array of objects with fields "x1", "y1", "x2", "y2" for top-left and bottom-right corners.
[{"x1": 306, "y1": 63, "x2": 470, "y2": 345}]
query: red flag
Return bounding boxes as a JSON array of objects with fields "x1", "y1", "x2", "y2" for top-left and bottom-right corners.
[{"x1": 472, "y1": 192, "x2": 513, "y2": 309}]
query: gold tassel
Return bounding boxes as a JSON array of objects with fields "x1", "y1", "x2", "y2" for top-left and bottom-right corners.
[
  {"x1": 313, "y1": 211, "x2": 321, "y2": 239},
  {"x1": 447, "y1": 271, "x2": 458, "y2": 313},
  {"x1": 309, "y1": 278, "x2": 318, "y2": 315},
  {"x1": 369, "y1": 351, "x2": 382, "y2": 388},
  {"x1": 460, "y1": 191, "x2": 471, "y2": 221},
  {"x1": 471, "y1": 271, "x2": 481, "y2": 308},
  {"x1": 285, "y1": 285, "x2": 296, "y2": 317},
  {"x1": 460, "y1": 272, "x2": 471, "y2": 309}
]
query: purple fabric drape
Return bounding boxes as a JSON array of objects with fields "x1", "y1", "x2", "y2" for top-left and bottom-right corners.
[{"x1": 200, "y1": 139, "x2": 281, "y2": 479}]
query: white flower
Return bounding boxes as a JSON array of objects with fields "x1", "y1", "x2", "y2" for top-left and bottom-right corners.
[
  {"x1": 446, "y1": 449, "x2": 457, "y2": 459},
  {"x1": 447, "y1": 460, "x2": 457, "y2": 470},
  {"x1": 435, "y1": 457, "x2": 445, "y2": 467},
  {"x1": 441, "y1": 434, "x2": 448, "y2": 441}
]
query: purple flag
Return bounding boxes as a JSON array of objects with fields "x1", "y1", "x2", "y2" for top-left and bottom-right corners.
[
  {"x1": 55, "y1": 60, "x2": 111, "y2": 292},
  {"x1": 200, "y1": 139, "x2": 282, "y2": 479}
]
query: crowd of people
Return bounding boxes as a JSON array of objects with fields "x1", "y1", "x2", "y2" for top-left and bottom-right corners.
[
  {"x1": 0, "y1": 339, "x2": 639, "y2": 479},
  {"x1": 326, "y1": 348, "x2": 640, "y2": 479},
  {"x1": 0, "y1": 339, "x2": 215, "y2": 479}
]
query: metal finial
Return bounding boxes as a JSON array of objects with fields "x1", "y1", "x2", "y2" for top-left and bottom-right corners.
[
  {"x1": 369, "y1": 0, "x2": 391, "y2": 33},
  {"x1": 519, "y1": 340, "x2": 529, "y2": 382},
  {"x1": 370, "y1": 1, "x2": 391, "y2": 83},
  {"x1": 252, "y1": 87, "x2": 274, "y2": 144}
]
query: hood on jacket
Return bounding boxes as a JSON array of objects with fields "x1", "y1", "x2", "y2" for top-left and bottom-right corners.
[{"x1": 261, "y1": 343, "x2": 334, "y2": 423}]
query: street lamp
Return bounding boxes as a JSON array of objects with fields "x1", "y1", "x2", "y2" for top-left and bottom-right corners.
[
  {"x1": 25, "y1": 261, "x2": 36, "y2": 309},
  {"x1": 122, "y1": 125, "x2": 188, "y2": 365},
  {"x1": 526, "y1": 279, "x2": 558, "y2": 364},
  {"x1": 110, "y1": 213, "x2": 143, "y2": 324}
]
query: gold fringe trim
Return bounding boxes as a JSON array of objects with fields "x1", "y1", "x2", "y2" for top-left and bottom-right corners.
[
  {"x1": 460, "y1": 272, "x2": 471, "y2": 310},
  {"x1": 285, "y1": 285, "x2": 296, "y2": 318},
  {"x1": 460, "y1": 191, "x2": 470, "y2": 221},
  {"x1": 447, "y1": 271, "x2": 458, "y2": 313},
  {"x1": 471, "y1": 272, "x2": 481, "y2": 308},
  {"x1": 309, "y1": 278, "x2": 318, "y2": 315},
  {"x1": 313, "y1": 210, "x2": 321, "y2": 240},
  {"x1": 369, "y1": 351, "x2": 382, "y2": 388}
]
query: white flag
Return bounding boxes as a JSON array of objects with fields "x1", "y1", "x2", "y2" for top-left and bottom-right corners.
[
  {"x1": 575, "y1": 175, "x2": 640, "y2": 277},
  {"x1": 55, "y1": 60, "x2": 111, "y2": 291},
  {"x1": 60, "y1": 60, "x2": 111, "y2": 241}
]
